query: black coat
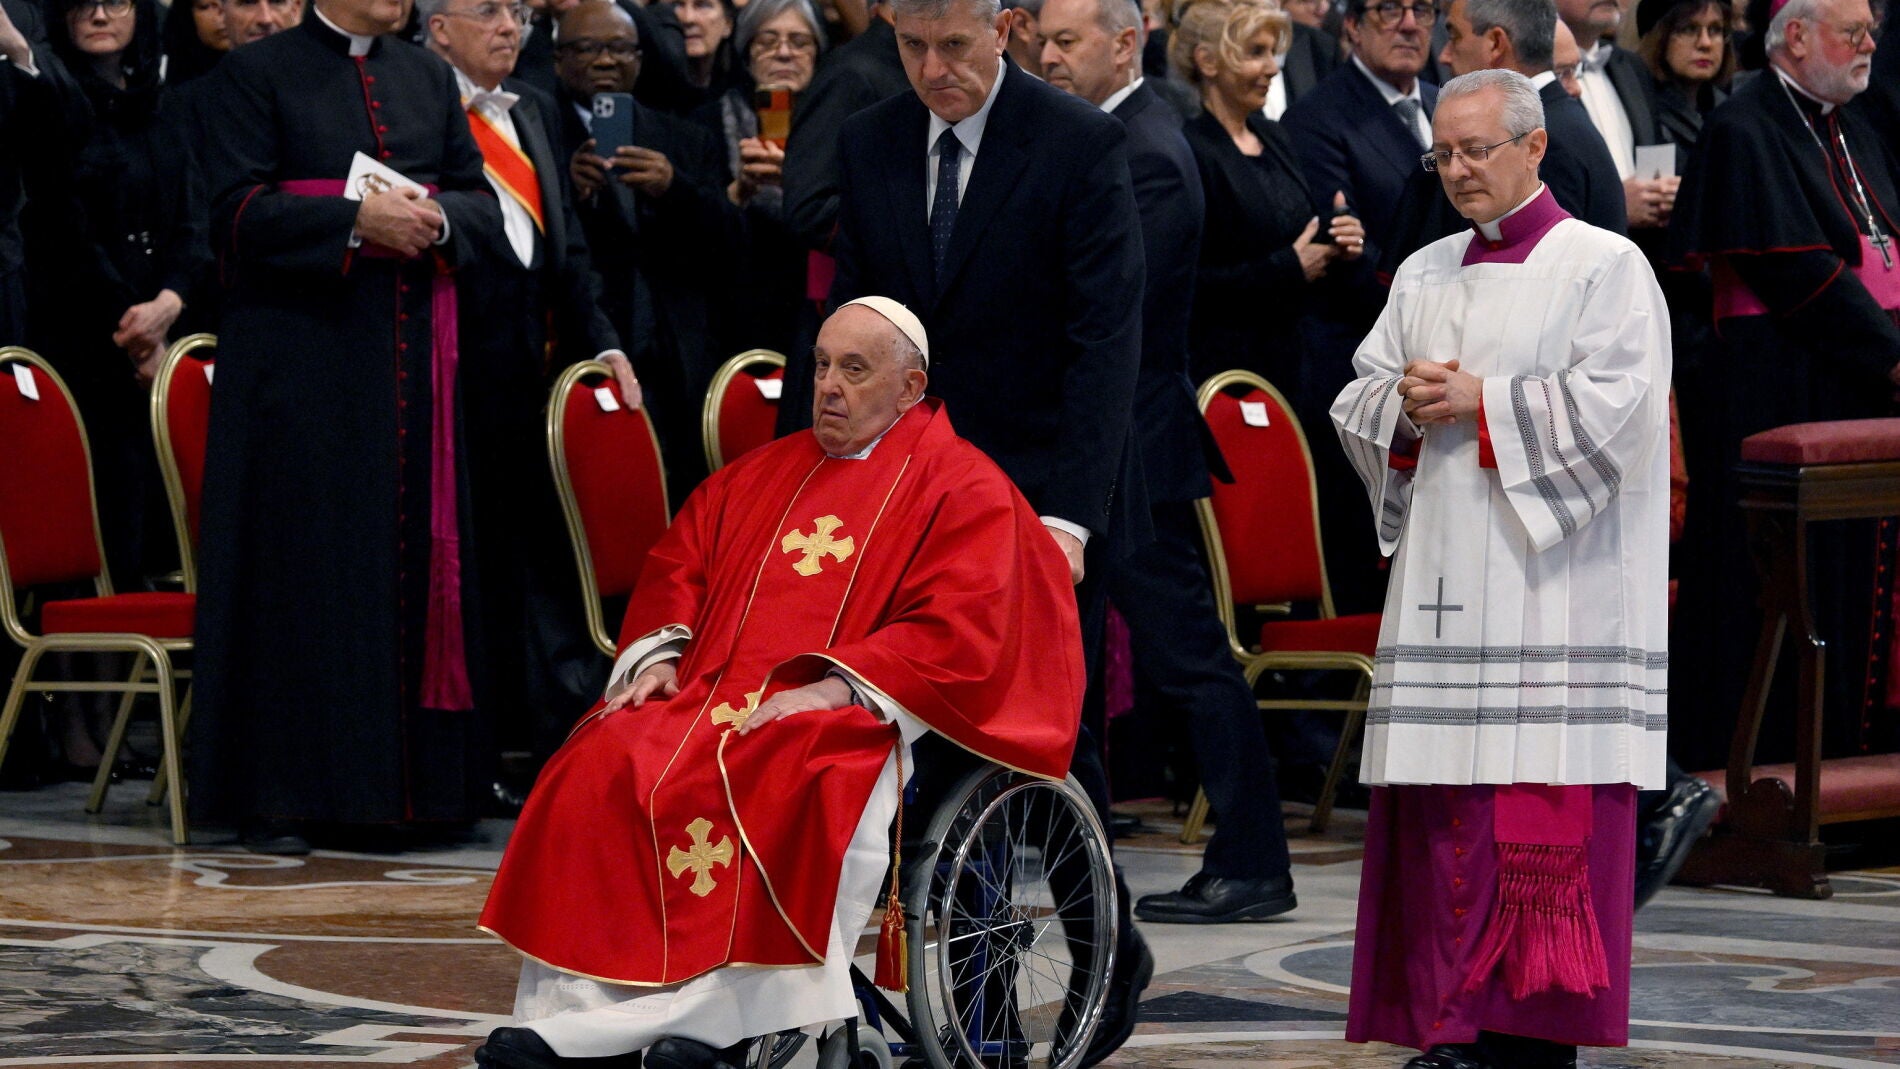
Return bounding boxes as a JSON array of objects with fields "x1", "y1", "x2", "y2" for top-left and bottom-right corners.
[
  {"x1": 1540, "y1": 79, "x2": 1628, "y2": 233},
  {"x1": 1602, "y1": 44, "x2": 1664, "y2": 149},
  {"x1": 781, "y1": 17, "x2": 909, "y2": 250},
  {"x1": 1113, "y1": 81, "x2": 1226, "y2": 504},
  {"x1": 695, "y1": 89, "x2": 805, "y2": 358},
  {"x1": 1655, "y1": 79, "x2": 1727, "y2": 172},
  {"x1": 513, "y1": 0, "x2": 702, "y2": 116},
  {"x1": 1277, "y1": 23, "x2": 1342, "y2": 111},
  {"x1": 827, "y1": 60, "x2": 1146, "y2": 541},
  {"x1": 0, "y1": 0, "x2": 88, "y2": 341},
  {"x1": 1182, "y1": 109, "x2": 1315, "y2": 393}
]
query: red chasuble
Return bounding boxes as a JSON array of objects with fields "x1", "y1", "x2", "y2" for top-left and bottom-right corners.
[{"x1": 480, "y1": 400, "x2": 1082, "y2": 986}]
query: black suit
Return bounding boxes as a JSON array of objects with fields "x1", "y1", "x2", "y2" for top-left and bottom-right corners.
[
  {"x1": 1601, "y1": 44, "x2": 1664, "y2": 150},
  {"x1": 514, "y1": 1, "x2": 700, "y2": 117},
  {"x1": 1104, "y1": 84, "x2": 1291, "y2": 883},
  {"x1": 556, "y1": 85, "x2": 739, "y2": 496},
  {"x1": 1276, "y1": 24, "x2": 1342, "y2": 112},
  {"x1": 0, "y1": 0, "x2": 87, "y2": 344},
  {"x1": 459, "y1": 79, "x2": 623, "y2": 760}
]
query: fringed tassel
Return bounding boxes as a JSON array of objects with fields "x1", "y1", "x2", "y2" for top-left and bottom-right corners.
[
  {"x1": 422, "y1": 534, "x2": 474, "y2": 710},
  {"x1": 1461, "y1": 842, "x2": 1610, "y2": 1000},
  {"x1": 874, "y1": 740, "x2": 908, "y2": 992}
]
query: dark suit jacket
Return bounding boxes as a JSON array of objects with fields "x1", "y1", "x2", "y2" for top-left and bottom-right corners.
[
  {"x1": 781, "y1": 17, "x2": 910, "y2": 250},
  {"x1": 829, "y1": 60, "x2": 1146, "y2": 539},
  {"x1": 1278, "y1": 24, "x2": 1342, "y2": 110},
  {"x1": 1113, "y1": 80, "x2": 1225, "y2": 505},
  {"x1": 1540, "y1": 78, "x2": 1628, "y2": 233},
  {"x1": 0, "y1": 0, "x2": 87, "y2": 334},
  {"x1": 514, "y1": 0, "x2": 700, "y2": 117},
  {"x1": 1603, "y1": 45, "x2": 1663, "y2": 148}
]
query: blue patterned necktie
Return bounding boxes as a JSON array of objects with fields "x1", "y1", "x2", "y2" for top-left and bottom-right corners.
[
  {"x1": 1393, "y1": 98, "x2": 1427, "y2": 151},
  {"x1": 930, "y1": 127, "x2": 962, "y2": 279}
]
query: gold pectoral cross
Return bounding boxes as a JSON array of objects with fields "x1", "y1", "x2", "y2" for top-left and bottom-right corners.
[
  {"x1": 666, "y1": 817, "x2": 735, "y2": 897},
  {"x1": 781, "y1": 515, "x2": 854, "y2": 576},
  {"x1": 710, "y1": 690, "x2": 763, "y2": 730}
]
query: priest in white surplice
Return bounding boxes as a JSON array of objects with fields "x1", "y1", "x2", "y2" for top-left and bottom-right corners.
[{"x1": 1331, "y1": 69, "x2": 1669, "y2": 1069}]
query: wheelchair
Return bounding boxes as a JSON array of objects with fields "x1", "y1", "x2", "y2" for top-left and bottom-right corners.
[{"x1": 751, "y1": 763, "x2": 1118, "y2": 1069}]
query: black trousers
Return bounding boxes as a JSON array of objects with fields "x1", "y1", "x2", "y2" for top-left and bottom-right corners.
[{"x1": 1106, "y1": 500, "x2": 1291, "y2": 879}]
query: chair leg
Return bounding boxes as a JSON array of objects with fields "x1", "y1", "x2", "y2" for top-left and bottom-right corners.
[
  {"x1": 147, "y1": 681, "x2": 192, "y2": 807},
  {"x1": 149, "y1": 649, "x2": 189, "y2": 845},
  {"x1": 0, "y1": 646, "x2": 49, "y2": 775},
  {"x1": 1311, "y1": 676, "x2": 1370, "y2": 835},
  {"x1": 88, "y1": 652, "x2": 149, "y2": 814},
  {"x1": 1180, "y1": 788, "x2": 1210, "y2": 845}
]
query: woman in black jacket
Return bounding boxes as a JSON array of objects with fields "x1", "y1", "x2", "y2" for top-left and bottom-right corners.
[
  {"x1": 1637, "y1": 0, "x2": 1732, "y2": 171},
  {"x1": 1172, "y1": 0, "x2": 1361, "y2": 389}
]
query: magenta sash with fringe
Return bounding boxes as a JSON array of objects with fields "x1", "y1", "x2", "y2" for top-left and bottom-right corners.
[
  {"x1": 1462, "y1": 784, "x2": 1610, "y2": 1000},
  {"x1": 275, "y1": 179, "x2": 474, "y2": 712}
]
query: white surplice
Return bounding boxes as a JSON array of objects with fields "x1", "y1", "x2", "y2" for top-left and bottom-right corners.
[{"x1": 1331, "y1": 187, "x2": 1671, "y2": 791}]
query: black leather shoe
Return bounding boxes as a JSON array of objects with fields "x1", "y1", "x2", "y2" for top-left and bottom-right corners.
[
  {"x1": 474, "y1": 1027, "x2": 640, "y2": 1068},
  {"x1": 1478, "y1": 1030, "x2": 1577, "y2": 1068},
  {"x1": 1134, "y1": 872, "x2": 1296, "y2": 924},
  {"x1": 1633, "y1": 775, "x2": 1720, "y2": 909},
  {"x1": 643, "y1": 1037, "x2": 744, "y2": 1069},
  {"x1": 1077, "y1": 926, "x2": 1153, "y2": 1068},
  {"x1": 1404, "y1": 1044, "x2": 1490, "y2": 1069},
  {"x1": 241, "y1": 821, "x2": 311, "y2": 856}
]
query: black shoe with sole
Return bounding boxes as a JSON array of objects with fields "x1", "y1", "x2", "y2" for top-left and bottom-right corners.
[
  {"x1": 1134, "y1": 872, "x2": 1296, "y2": 924},
  {"x1": 1633, "y1": 774, "x2": 1720, "y2": 909},
  {"x1": 1403, "y1": 1044, "x2": 1490, "y2": 1069},
  {"x1": 643, "y1": 1037, "x2": 747, "y2": 1069},
  {"x1": 1076, "y1": 926, "x2": 1153, "y2": 1068},
  {"x1": 472, "y1": 1027, "x2": 641, "y2": 1068}
]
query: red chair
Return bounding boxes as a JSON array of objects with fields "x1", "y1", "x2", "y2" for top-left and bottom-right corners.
[
  {"x1": 1185, "y1": 370, "x2": 1380, "y2": 837},
  {"x1": 0, "y1": 347, "x2": 192, "y2": 844},
  {"x1": 550, "y1": 360, "x2": 672, "y2": 657},
  {"x1": 702, "y1": 349, "x2": 786, "y2": 474}
]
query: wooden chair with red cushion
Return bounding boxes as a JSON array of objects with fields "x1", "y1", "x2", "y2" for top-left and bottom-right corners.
[
  {"x1": 1185, "y1": 370, "x2": 1381, "y2": 837},
  {"x1": 702, "y1": 349, "x2": 786, "y2": 474},
  {"x1": 0, "y1": 347, "x2": 192, "y2": 843},
  {"x1": 549, "y1": 359, "x2": 672, "y2": 657}
]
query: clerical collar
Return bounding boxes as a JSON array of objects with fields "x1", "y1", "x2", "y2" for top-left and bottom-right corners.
[
  {"x1": 1772, "y1": 64, "x2": 1836, "y2": 115},
  {"x1": 453, "y1": 65, "x2": 517, "y2": 112},
  {"x1": 1100, "y1": 76, "x2": 1143, "y2": 115},
  {"x1": 313, "y1": 5, "x2": 376, "y2": 56},
  {"x1": 928, "y1": 60, "x2": 1007, "y2": 160},
  {"x1": 1464, "y1": 184, "x2": 1570, "y2": 265}
]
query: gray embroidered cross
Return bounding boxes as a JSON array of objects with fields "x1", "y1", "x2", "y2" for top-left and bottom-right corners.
[{"x1": 1418, "y1": 577, "x2": 1464, "y2": 638}]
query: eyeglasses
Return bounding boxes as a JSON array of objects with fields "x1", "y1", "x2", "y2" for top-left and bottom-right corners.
[
  {"x1": 1420, "y1": 131, "x2": 1527, "y2": 171},
  {"x1": 1668, "y1": 21, "x2": 1726, "y2": 40},
  {"x1": 1359, "y1": 1, "x2": 1436, "y2": 27},
  {"x1": 443, "y1": 1, "x2": 528, "y2": 24},
  {"x1": 74, "y1": 0, "x2": 134, "y2": 16},
  {"x1": 1552, "y1": 62, "x2": 1579, "y2": 80},
  {"x1": 556, "y1": 37, "x2": 643, "y2": 58},
  {"x1": 749, "y1": 30, "x2": 816, "y2": 54},
  {"x1": 1815, "y1": 19, "x2": 1879, "y2": 46}
]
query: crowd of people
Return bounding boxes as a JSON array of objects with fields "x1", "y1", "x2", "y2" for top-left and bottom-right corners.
[{"x1": 0, "y1": 0, "x2": 1896, "y2": 1060}]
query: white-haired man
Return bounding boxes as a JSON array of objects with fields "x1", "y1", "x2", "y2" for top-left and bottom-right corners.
[
  {"x1": 1333, "y1": 68, "x2": 1670, "y2": 1069},
  {"x1": 475, "y1": 299, "x2": 1085, "y2": 1069},
  {"x1": 1667, "y1": 0, "x2": 1899, "y2": 844}
]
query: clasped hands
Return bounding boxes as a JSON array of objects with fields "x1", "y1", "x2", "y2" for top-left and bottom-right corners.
[
  {"x1": 354, "y1": 187, "x2": 444, "y2": 258},
  {"x1": 601, "y1": 661, "x2": 854, "y2": 736},
  {"x1": 1399, "y1": 358, "x2": 1482, "y2": 426}
]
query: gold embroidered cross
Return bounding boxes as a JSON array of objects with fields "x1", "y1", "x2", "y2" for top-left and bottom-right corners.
[
  {"x1": 666, "y1": 817, "x2": 734, "y2": 897},
  {"x1": 710, "y1": 690, "x2": 762, "y2": 730},
  {"x1": 780, "y1": 515, "x2": 854, "y2": 576}
]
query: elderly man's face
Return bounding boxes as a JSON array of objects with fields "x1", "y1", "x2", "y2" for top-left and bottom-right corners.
[
  {"x1": 1430, "y1": 85, "x2": 1546, "y2": 222},
  {"x1": 1348, "y1": 0, "x2": 1435, "y2": 86},
  {"x1": 1553, "y1": 19, "x2": 1582, "y2": 94},
  {"x1": 556, "y1": 1, "x2": 641, "y2": 96},
  {"x1": 895, "y1": 0, "x2": 1011, "y2": 123},
  {"x1": 1783, "y1": 0, "x2": 1877, "y2": 102},
  {"x1": 430, "y1": 0, "x2": 525, "y2": 88},
  {"x1": 1438, "y1": 0, "x2": 1500, "y2": 76},
  {"x1": 224, "y1": 0, "x2": 299, "y2": 39},
  {"x1": 810, "y1": 307, "x2": 928, "y2": 456},
  {"x1": 1038, "y1": 0, "x2": 1138, "y2": 106}
]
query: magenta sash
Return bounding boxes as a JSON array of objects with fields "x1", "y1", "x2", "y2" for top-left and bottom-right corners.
[
  {"x1": 277, "y1": 179, "x2": 474, "y2": 712},
  {"x1": 1714, "y1": 237, "x2": 1900, "y2": 320}
]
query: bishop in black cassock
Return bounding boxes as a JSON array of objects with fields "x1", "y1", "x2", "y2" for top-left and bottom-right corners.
[
  {"x1": 1668, "y1": 0, "x2": 1900, "y2": 771},
  {"x1": 192, "y1": 0, "x2": 505, "y2": 844}
]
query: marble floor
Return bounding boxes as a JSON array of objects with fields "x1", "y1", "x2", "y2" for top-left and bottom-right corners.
[{"x1": 2, "y1": 782, "x2": 1897, "y2": 1068}]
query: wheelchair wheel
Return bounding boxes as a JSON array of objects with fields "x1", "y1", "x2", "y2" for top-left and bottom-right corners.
[{"x1": 903, "y1": 767, "x2": 1116, "y2": 1069}]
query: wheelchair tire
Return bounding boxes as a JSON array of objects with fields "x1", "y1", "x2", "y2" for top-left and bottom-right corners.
[{"x1": 902, "y1": 767, "x2": 1117, "y2": 1069}]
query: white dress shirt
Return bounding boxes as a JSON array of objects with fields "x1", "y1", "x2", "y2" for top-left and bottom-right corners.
[
  {"x1": 1576, "y1": 40, "x2": 1635, "y2": 178},
  {"x1": 1100, "y1": 75, "x2": 1143, "y2": 115},
  {"x1": 1351, "y1": 54, "x2": 1431, "y2": 147},
  {"x1": 453, "y1": 67, "x2": 539, "y2": 269},
  {"x1": 1264, "y1": 40, "x2": 1292, "y2": 120}
]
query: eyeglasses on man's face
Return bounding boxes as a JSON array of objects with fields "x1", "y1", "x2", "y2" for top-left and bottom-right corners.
[
  {"x1": 74, "y1": 0, "x2": 134, "y2": 17},
  {"x1": 750, "y1": 30, "x2": 817, "y2": 54},
  {"x1": 556, "y1": 37, "x2": 643, "y2": 58},
  {"x1": 1359, "y1": 1, "x2": 1436, "y2": 27},
  {"x1": 1812, "y1": 19, "x2": 1879, "y2": 47},
  {"x1": 1420, "y1": 131, "x2": 1527, "y2": 172},
  {"x1": 444, "y1": 1, "x2": 529, "y2": 24}
]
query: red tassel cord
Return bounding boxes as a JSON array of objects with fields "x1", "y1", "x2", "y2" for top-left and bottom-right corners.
[
  {"x1": 1461, "y1": 842, "x2": 1610, "y2": 1001},
  {"x1": 874, "y1": 742, "x2": 909, "y2": 992}
]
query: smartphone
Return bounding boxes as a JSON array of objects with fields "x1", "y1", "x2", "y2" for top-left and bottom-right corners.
[
  {"x1": 591, "y1": 92, "x2": 638, "y2": 159},
  {"x1": 753, "y1": 86, "x2": 793, "y2": 149}
]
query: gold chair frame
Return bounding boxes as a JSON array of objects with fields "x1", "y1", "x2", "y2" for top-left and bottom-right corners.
[
  {"x1": 701, "y1": 348, "x2": 787, "y2": 474},
  {"x1": 0, "y1": 347, "x2": 191, "y2": 844},
  {"x1": 1183, "y1": 370, "x2": 1371, "y2": 840},
  {"x1": 549, "y1": 359, "x2": 671, "y2": 658}
]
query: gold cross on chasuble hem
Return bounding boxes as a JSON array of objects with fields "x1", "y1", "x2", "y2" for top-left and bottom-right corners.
[
  {"x1": 781, "y1": 515, "x2": 855, "y2": 576},
  {"x1": 666, "y1": 817, "x2": 735, "y2": 897}
]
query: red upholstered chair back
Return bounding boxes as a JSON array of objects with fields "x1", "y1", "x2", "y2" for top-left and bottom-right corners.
[
  {"x1": 152, "y1": 334, "x2": 217, "y2": 591},
  {"x1": 0, "y1": 348, "x2": 108, "y2": 642},
  {"x1": 1196, "y1": 371, "x2": 1335, "y2": 638},
  {"x1": 703, "y1": 349, "x2": 787, "y2": 473},
  {"x1": 550, "y1": 360, "x2": 671, "y2": 656}
]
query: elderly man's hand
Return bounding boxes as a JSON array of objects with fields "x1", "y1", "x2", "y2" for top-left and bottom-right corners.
[
  {"x1": 736, "y1": 677, "x2": 852, "y2": 735},
  {"x1": 604, "y1": 661, "x2": 679, "y2": 714},
  {"x1": 601, "y1": 350, "x2": 643, "y2": 409},
  {"x1": 1048, "y1": 527, "x2": 1085, "y2": 585},
  {"x1": 1399, "y1": 358, "x2": 1482, "y2": 425},
  {"x1": 355, "y1": 187, "x2": 443, "y2": 258}
]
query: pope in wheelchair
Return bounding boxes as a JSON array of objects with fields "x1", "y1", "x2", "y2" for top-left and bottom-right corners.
[{"x1": 478, "y1": 298, "x2": 1094, "y2": 1069}]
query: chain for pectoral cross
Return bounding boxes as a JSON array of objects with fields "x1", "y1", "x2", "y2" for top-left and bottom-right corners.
[{"x1": 1784, "y1": 77, "x2": 1893, "y2": 269}]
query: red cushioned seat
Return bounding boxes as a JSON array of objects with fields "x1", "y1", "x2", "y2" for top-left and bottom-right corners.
[
  {"x1": 40, "y1": 592, "x2": 197, "y2": 638},
  {"x1": 1258, "y1": 612, "x2": 1382, "y2": 655},
  {"x1": 1695, "y1": 753, "x2": 1900, "y2": 826},
  {"x1": 1739, "y1": 418, "x2": 1900, "y2": 466}
]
